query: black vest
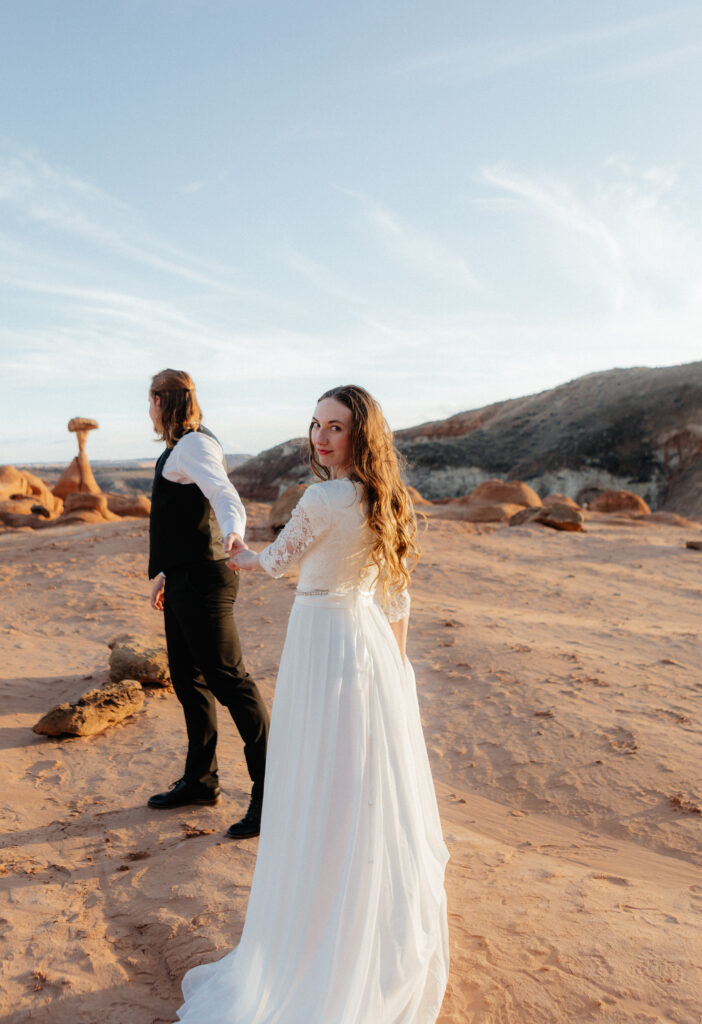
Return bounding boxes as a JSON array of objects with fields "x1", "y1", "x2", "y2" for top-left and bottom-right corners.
[{"x1": 148, "y1": 426, "x2": 226, "y2": 578}]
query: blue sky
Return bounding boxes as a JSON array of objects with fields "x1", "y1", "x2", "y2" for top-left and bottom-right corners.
[{"x1": 1, "y1": 1, "x2": 701, "y2": 462}]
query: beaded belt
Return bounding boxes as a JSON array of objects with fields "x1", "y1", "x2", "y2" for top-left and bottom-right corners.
[{"x1": 294, "y1": 588, "x2": 375, "y2": 608}]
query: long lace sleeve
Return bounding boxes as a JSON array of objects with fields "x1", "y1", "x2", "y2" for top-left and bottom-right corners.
[
  {"x1": 375, "y1": 561, "x2": 411, "y2": 623},
  {"x1": 259, "y1": 485, "x2": 331, "y2": 578}
]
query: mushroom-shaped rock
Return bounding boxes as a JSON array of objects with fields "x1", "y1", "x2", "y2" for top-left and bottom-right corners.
[
  {"x1": 589, "y1": 490, "x2": 651, "y2": 515},
  {"x1": 269, "y1": 484, "x2": 309, "y2": 530},
  {"x1": 53, "y1": 417, "x2": 102, "y2": 499},
  {"x1": 32, "y1": 680, "x2": 144, "y2": 737},
  {"x1": 459, "y1": 480, "x2": 542, "y2": 509},
  {"x1": 108, "y1": 634, "x2": 171, "y2": 687}
]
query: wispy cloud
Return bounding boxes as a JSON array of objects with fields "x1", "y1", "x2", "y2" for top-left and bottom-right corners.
[
  {"x1": 343, "y1": 188, "x2": 480, "y2": 290},
  {"x1": 390, "y1": 9, "x2": 693, "y2": 82},
  {"x1": 587, "y1": 42, "x2": 702, "y2": 81},
  {"x1": 0, "y1": 142, "x2": 253, "y2": 296}
]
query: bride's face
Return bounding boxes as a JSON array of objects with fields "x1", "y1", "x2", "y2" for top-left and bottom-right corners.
[{"x1": 311, "y1": 398, "x2": 353, "y2": 478}]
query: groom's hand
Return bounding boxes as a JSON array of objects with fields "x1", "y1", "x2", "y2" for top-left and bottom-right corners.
[{"x1": 224, "y1": 533, "x2": 245, "y2": 557}]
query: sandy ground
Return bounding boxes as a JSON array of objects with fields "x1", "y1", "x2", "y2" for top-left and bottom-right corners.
[{"x1": 1, "y1": 510, "x2": 701, "y2": 1023}]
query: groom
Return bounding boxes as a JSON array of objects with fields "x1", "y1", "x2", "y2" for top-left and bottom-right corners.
[{"x1": 146, "y1": 368, "x2": 269, "y2": 839}]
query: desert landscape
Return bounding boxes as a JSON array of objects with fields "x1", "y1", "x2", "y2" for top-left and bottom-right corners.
[
  {"x1": 1, "y1": 501, "x2": 701, "y2": 1023},
  {"x1": 2, "y1": 363, "x2": 702, "y2": 1023}
]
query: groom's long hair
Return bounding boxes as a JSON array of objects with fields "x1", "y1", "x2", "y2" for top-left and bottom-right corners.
[
  {"x1": 309, "y1": 384, "x2": 420, "y2": 601},
  {"x1": 150, "y1": 369, "x2": 203, "y2": 448}
]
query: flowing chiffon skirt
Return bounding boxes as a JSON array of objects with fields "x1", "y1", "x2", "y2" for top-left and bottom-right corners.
[{"x1": 174, "y1": 591, "x2": 449, "y2": 1024}]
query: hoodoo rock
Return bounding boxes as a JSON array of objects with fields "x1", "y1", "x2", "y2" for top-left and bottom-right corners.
[
  {"x1": 108, "y1": 634, "x2": 171, "y2": 687},
  {"x1": 53, "y1": 417, "x2": 101, "y2": 500},
  {"x1": 589, "y1": 490, "x2": 651, "y2": 515},
  {"x1": 510, "y1": 504, "x2": 584, "y2": 531},
  {"x1": 32, "y1": 680, "x2": 144, "y2": 737}
]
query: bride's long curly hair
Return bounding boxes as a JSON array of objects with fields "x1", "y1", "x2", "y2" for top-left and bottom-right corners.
[{"x1": 309, "y1": 385, "x2": 420, "y2": 599}]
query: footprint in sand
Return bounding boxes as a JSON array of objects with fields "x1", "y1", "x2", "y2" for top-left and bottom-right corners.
[
  {"x1": 591, "y1": 872, "x2": 632, "y2": 887},
  {"x1": 600, "y1": 726, "x2": 638, "y2": 755}
]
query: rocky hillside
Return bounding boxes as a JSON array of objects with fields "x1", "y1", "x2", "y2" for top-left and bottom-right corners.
[{"x1": 230, "y1": 362, "x2": 702, "y2": 514}]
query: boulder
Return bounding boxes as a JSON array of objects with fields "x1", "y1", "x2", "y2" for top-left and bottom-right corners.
[
  {"x1": 459, "y1": 479, "x2": 542, "y2": 509},
  {"x1": 535, "y1": 504, "x2": 584, "y2": 532},
  {"x1": 108, "y1": 634, "x2": 171, "y2": 687},
  {"x1": 32, "y1": 680, "x2": 144, "y2": 737},
  {"x1": 105, "y1": 493, "x2": 151, "y2": 518},
  {"x1": 60, "y1": 493, "x2": 119, "y2": 523},
  {"x1": 431, "y1": 502, "x2": 524, "y2": 523},
  {"x1": 510, "y1": 504, "x2": 585, "y2": 531},
  {"x1": 0, "y1": 466, "x2": 63, "y2": 517},
  {"x1": 269, "y1": 484, "x2": 309, "y2": 530},
  {"x1": 542, "y1": 493, "x2": 580, "y2": 509},
  {"x1": 406, "y1": 485, "x2": 432, "y2": 506},
  {"x1": 588, "y1": 490, "x2": 651, "y2": 515},
  {"x1": 685, "y1": 541, "x2": 702, "y2": 551}
]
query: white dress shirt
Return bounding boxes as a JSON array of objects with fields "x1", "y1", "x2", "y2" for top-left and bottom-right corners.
[{"x1": 162, "y1": 430, "x2": 246, "y2": 540}]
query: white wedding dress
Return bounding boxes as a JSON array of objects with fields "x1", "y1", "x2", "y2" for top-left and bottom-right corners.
[{"x1": 174, "y1": 478, "x2": 449, "y2": 1024}]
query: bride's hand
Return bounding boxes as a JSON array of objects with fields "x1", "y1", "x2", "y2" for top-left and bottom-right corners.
[{"x1": 227, "y1": 547, "x2": 260, "y2": 571}]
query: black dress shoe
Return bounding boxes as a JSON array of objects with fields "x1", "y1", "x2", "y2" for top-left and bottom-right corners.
[
  {"x1": 226, "y1": 794, "x2": 262, "y2": 839},
  {"x1": 148, "y1": 778, "x2": 220, "y2": 809}
]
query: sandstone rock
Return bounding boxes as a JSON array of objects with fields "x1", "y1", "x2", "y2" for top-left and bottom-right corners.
[
  {"x1": 32, "y1": 680, "x2": 144, "y2": 737},
  {"x1": 543, "y1": 493, "x2": 580, "y2": 509},
  {"x1": 53, "y1": 417, "x2": 101, "y2": 499},
  {"x1": 108, "y1": 635, "x2": 171, "y2": 687},
  {"x1": 105, "y1": 493, "x2": 151, "y2": 518},
  {"x1": 269, "y1": 484, "x2": 309, "y2": 530},
  {"x1": 61, "y1": 493, "x2": 119, "y2": 522},
  {"x1": 431, "y1": 501, "x2": 523, "y2": 523},
  {"x1": 460, "y1": 480, "x2": 542, "y2": 509},
  {"x1": 685, "y1": 541, "x2": 702, "y2": 551},
  {"x1": 406, "y1": 485, "x2": 432, "y2": 506},
  {"x1": 510, "y1": 504, "x2": 584, "y2": 531},
  {"x1": 0, "y1": 466, "x2": 63, "y2": 517},
  {"x1": 588, "y1": 490, "x2": 651, "y2": 515},
  {"x1": 535, "y1": 504, "x2": 584, "y2": 531}
]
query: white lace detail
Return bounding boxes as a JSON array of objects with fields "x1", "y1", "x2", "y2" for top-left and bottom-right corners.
[
  {"x1": 259, "y1": 486, "x2": 331, "y2": 579},
  {"x1": 258, "y1": 479, "x2": 411, "y2": 622},
  {"x1": 383, "y1": 586, "x2": 411, "y2": 623}
]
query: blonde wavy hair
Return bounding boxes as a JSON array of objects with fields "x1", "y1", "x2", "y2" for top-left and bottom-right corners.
[
  {"x1": 309, "y1": 385, "x2": 420, "y2": 600},
  {"x1": 150, "y1": 369, "x2": 202, "y2": 448}
]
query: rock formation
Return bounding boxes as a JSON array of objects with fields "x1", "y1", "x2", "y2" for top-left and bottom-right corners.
[
  {"x1": 32, "y1": 680, "x2": 144, "y2": 737},
  {"x1": 0, "y1": 466, "x2": 63, "y2": 521},
  {"x1": 104, "y1": 493, "x2": 151, "y2": 518},
  {"x1": 52, "y1": 417, "x2": 101, "y2": 499},
  {"x1": 230, "y1": 362, "x2": 702, "y2": 515},
  {"x1": 108, "y1": 634, "x2": 171, "y2": 687},
  {"x1": 588, "y1": 490, "x2": 651, "y2": 515},
  {"x1": 510, "y1": 504, "x2": 585, "y2": 532}
]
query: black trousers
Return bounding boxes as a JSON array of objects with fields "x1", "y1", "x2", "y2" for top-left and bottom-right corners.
[{"x1": 163, "y1": 559, "x2": 269, "y2": 795}]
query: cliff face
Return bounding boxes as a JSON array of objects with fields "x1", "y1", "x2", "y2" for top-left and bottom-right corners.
[{"x1": 230, "y1": 362, "x2": 702, "y2": 514}]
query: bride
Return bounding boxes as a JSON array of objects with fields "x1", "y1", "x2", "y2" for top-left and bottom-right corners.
[{"x1": 173, "y1": 385, "x2": 449, "y2": 1024}]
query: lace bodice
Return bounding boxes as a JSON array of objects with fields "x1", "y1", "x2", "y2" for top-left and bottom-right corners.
[{"x1": 259, "y1": 479, "x2": 410, "y2": 622}]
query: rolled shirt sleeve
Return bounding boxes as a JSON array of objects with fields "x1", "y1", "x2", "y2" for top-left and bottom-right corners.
[{"x1": 162, "y1": 431, "x2": 247, "y2": 539}]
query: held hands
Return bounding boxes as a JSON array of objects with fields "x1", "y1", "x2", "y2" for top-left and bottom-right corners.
[
  {"x1": 150, "y1": 574, "x2": 165, "y2": 611},
  {"x1": 227, "y1": 544, "x2": 260, "y2": 571}
]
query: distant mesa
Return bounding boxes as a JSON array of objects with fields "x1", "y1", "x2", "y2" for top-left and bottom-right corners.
[{"x1": 229, "y1": 362, "x2": 702, "y2": 518}]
